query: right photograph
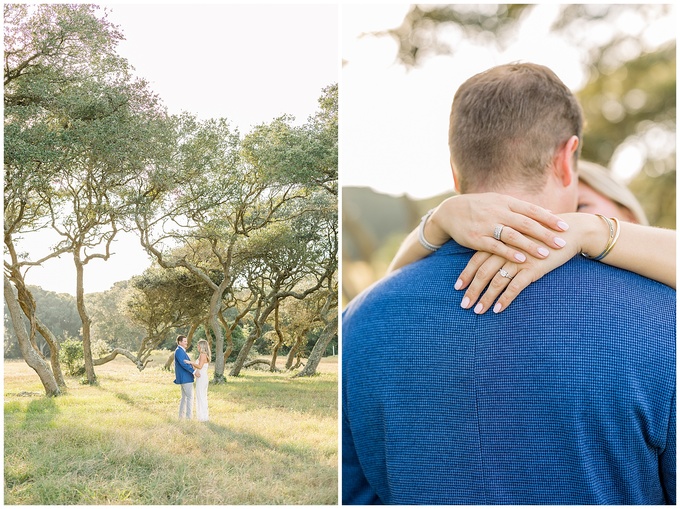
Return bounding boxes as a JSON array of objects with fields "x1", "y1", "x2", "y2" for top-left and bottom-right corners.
[{"x1": 340, "y1": 4, "x2": 676, "y2": 505}]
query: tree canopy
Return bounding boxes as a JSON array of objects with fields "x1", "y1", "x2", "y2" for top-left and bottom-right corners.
[{"x1": 4, "y1": 4, "x2": 338, "y2": 394}]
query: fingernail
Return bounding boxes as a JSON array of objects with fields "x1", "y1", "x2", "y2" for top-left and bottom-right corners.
[
  {"x1": 554, "y1": 237, "x2": 566, "y2": 248},
  {"x1": 461, "y1": 296, "x2": 470, "y2": 308},
  {"x1": 454, "y1": 278, "x2": 463, "y2": 290},
  {"x1": 514, "y1": 253, "x2": 526, "y2": 262},
  {"x1": 538, "y1": 247, "x2": 550, "y2": 257},
  {"x1": 493, "y1": 302, "x2": 502, "y2": 313},
  {"x1": 474, "y1": 303, "x2": 483, "y2": 314},
  {"x1": 557, "y1": 221, "x2": 569, "y2": 231}
]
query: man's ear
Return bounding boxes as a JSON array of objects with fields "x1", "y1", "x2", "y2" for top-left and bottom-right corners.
[
  {"x1": 554, "y1": 135, "x2": 579, "y2": 187},
  {"x1": 450, "y1": 155, "x2": 461, "y2": 193}
]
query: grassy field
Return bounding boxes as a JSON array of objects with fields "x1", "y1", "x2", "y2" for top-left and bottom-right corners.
[{"x1": 4, "y1": 353, "x2": 338, "y2": 505}]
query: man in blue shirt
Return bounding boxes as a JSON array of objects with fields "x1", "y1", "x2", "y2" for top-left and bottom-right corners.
[{"x1": 342, "y1": 63, "x2": 675, "y2": 504}]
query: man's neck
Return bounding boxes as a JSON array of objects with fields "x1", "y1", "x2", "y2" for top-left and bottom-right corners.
[{"x1": 469, "y1": 182, "x2": 575, "y2": 214}]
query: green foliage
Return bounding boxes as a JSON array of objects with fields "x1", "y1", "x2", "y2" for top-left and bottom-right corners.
[
  {"x1": 226, "y1": 325, "x2": 247, "y2": 362},
  {"x1": 373, "y1": 4, "x2": 531, "y2": 68},
  {"x1": 59, "y1": 338, "x2": 85, "y2": 376},
  {"x1": 126, "y1": 266, "x2": 211, "y2": 343},
  {"x1": 5, "y1": 3, "x2": 338, "y2": 384},
  {"x1": 3, "y1": 286, "x2": 82, "y2": 359},
  {"x1": 239, "y1": 83, "x2": 338, "y2": 195},
  {"x1": 577, "y1": 45, "x2": 676, "y2": 228},
  {"x1": 87, "y1": 281, "x2": 145, "y2": 351}
]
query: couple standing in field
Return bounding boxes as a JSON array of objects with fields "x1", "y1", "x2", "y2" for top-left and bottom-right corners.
[{"x1": 174, "y1": 335, "x2": 210, "y2": 422}]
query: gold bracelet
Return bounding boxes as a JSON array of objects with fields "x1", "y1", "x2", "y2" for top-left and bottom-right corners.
[
  {"x1": 581, "y1": 214, "x2": 620, "y2": 261},
  {"x1": 598, "y1": 216, "x2": 620, "y2": 260}
]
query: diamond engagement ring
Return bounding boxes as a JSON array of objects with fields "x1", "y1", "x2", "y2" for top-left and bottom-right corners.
[
  {"x1": 499, "y1": 268, "x2": 513, "y2": 279},
  {"x1": 493, "y1": 224, "x2": 504, "y2": 241}
]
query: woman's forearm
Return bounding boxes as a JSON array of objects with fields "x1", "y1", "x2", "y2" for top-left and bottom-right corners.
[
  {"x1": 387, "y1": 227, "x2": 437, "y2": 273},
  {"x1": 387, "y1": 194, "x2": 568, "y2": 275},
  {"x1": 569, "y1": 213, "x2": 676, "y2": 289}
]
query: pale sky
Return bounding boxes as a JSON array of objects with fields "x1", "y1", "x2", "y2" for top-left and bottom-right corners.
[
  {"x1": 340, "y1": 3, "x2": 676, "y2": 199},
  {"x1": 17, "y1": 3, "x2": 339, "y2": 295}
]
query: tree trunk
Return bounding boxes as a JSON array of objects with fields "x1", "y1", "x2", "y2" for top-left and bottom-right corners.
[
  {"x1": 244, "y1": 358, "x2": 270, "y2": 368},
  {"x1": 294, "y1": 315, "x2": 337, "y2": 378},
  {"x1": 230, "y1": 299, "x2": 278, "y2": 377},
  {"x1": 285, "y1": 331, "x2": 308, "y2": 370},
  {"x1": 270, "y1": 304, "x2": 284, "y2": 372},
  {"x1": 11, "y1": 271, "x2": 67, "y2": 388},
  {"x1": 229, "y1": 331, "x2": 258, "y2": 377},
  {"x1": 222, "y1": 328, "x2": 233, "y2": 363},
  {"x1": 94, "y1": 348, "x2": 145, "y2": 370},
  {"x1": 4, "y1": 276, "x2": 61, "y2": 396},
  {"x1": 74, "y1": 253, "x2": 96, "y2": 384},
  {"x1": 35, "y1": 319, "x2": 67, "y2": 387},
  {"x1": 164, "y1": 351, "x2": 175, "y2": 370},
  {"x1": 221, "y1": 298, "x2": 258, "y2": 365},
  {"x1": 270, "y1": 344, "x2": 282, "y2": 372},
  {"x1": 187, "y1": 322, "x2": 198, "y2": 348},
  {"x1": 210, "y1": 280, "x2": 230, "y2": 384},
  {"x1": 220, "y1": 314, "x2": 234, "y2": 364}
]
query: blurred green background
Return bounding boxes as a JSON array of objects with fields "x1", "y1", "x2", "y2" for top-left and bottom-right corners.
[{"x1": 342, "y1": 4, "x2": 676, "y2": 305}]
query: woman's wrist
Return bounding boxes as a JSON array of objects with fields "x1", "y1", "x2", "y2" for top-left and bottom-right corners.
[
  {"x1": 426, "y1": 197, "x2": 458, "y2": 247},
  {"x1": 570, "y1": 213, "x2": 612, "y2": 258}
]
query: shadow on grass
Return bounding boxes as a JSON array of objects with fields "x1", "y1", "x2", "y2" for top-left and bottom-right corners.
[
  {"x1": 114, "y1": 391, "x2": 135, "y2": 406},
  {"x1": 217, "y1": 376, "x2": 338, "y2": 419},
  {"x1": 5, "y1": 398, "x2": 337, "y2": 505},
  {"x1": 19, "y1": 397, "x2": 60, "y2": 430},
  {"x1": 4, "y1": 360, "x2": 337, "y2": 504},
  {"x1": 94, "y1": 380, "x2": 336, "y2": 466}
]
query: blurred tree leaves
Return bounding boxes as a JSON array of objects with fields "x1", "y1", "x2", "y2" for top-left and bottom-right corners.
[
  {"x1": 372, "y1": 4, "x2": 531, "y2": 68},
  {"x1": 368, "y1": 4, "x2": 675, "y2": 227},
  {"x1": 343, "y1": 4, "x2": 675, "y2": 303}
]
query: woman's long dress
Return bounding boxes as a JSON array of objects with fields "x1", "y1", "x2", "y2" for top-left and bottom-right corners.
[{"x1": 195, "y1": 362, "x2": 209, "y2": 422}]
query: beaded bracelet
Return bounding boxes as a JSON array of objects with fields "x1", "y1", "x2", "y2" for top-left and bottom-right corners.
[
  {"x1": 418, "y1": 208, "x2": 444, "y2": 252},
  {"x1": 581, "y1": 214, "x2": 621, "y2": 261}
]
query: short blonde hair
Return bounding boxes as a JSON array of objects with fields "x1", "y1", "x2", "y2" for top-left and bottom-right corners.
[{"x1": 578, "y1": 161, "x2": 649, "y2": 225}]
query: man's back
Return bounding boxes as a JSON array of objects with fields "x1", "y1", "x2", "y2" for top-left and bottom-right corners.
[{"x1": 342, "y1": 240, "x2": 675, "y2": 505}]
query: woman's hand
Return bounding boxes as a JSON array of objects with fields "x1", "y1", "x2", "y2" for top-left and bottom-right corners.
[
  {"x1": 456, "y1": 213, "x2": 605, "y2": 313},
  {"x1": 426, "y1": 193, "x2": 570, "y2": 265}
]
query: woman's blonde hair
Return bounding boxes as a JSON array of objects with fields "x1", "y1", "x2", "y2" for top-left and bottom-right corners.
[
  {"x1": 578, "y1": 161, "x2": 649, "y2": 225},
  {"x1": 197, "y1": 339, "x2": 211, "y2": 361}
]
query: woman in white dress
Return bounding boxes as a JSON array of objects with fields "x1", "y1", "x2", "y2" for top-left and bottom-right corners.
[{"x1": 185, "y1": 339, "x2": 210, "y2": 422}]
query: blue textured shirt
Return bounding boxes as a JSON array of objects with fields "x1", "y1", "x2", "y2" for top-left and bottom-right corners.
[{"x1": 342, "y1": 240, "x2": 675, "y2": 505}]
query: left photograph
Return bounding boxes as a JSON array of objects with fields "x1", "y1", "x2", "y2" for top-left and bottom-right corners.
[{"x1": 4, "y1": 3, "x2": 338, "y2": 505}]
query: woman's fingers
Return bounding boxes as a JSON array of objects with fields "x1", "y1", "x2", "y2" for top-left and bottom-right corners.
[
  {"x1": 491, "y1": 270, "x2": 534, "y2": 313},
  {"x1": 455, "y1": 251, "x2": 491, "y2": 291},
  {"x1": 470, "y1": 263, "x2": 518, "y2": 314},
  {"x1": 456, "y1": 246, "x2": 578, "y2": 314},
  {"x1": 485, "y1": 226, "x2": 548, "y2": 262},
  {"x1": 458, "y1": 255, "x2": 506, "y2": 309},
  {"x1": 503, "y1": 203, "x2": 569, "y2": 250},
  {"x1": 508, "y1": 198, "x2": 569, "y2": 233}
]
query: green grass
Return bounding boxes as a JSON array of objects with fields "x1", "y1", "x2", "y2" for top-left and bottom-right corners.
[{"x1": 4, "y1": 353, "x2": 338, "y2": 505}]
